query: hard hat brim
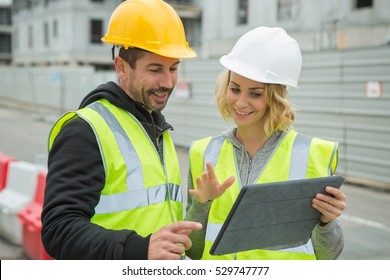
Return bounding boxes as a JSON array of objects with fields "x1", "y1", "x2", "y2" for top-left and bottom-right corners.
[{"x1": 220, "y1": 55, "x2": 299, "y2": 89}]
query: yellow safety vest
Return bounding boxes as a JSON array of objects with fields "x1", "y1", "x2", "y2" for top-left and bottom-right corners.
[
  {"x1": 49, "y1": 99, "x2": 182, "y2": 237},
  {"x1": 189, "y1": 129, "x2": 338, "y2": 260}
]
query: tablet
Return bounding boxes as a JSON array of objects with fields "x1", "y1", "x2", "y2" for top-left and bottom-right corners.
[{"x1": 209, "y1": 175, "x2": 345, "y2": 255}]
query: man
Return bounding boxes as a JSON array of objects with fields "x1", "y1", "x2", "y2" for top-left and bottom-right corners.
[{"x1": 41, "y1": 0, "x2": 201, "y2": 260}]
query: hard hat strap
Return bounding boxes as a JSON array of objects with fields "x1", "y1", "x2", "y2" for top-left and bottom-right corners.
[{"x1": 111, "y1": 46, "x2": 115, "y2": 60}]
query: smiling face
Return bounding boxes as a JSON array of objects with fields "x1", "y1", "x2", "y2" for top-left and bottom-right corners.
[
  {"x1": 119, "y1": 51, "x2": 180, "y2": 112},
  {"x1": 225, "y1": 71, "x2": 268, "y2": 130}
]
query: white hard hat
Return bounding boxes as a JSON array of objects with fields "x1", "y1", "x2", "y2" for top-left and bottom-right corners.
[{"x1": 220, "y1": 26, "x2": 302, "y2": 88}]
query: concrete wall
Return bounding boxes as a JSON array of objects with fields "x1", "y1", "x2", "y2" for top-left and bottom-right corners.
[
  {"x1": 0, "y1": 66, "x2": 116, "y2": 114},
  {"x1": 165, "y1": 46, "x2": 390, "y2": 188}
]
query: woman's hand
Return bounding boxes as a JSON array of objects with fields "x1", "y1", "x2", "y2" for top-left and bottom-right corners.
[
  {"x1": 312, "y1": 186, "x2": 347, "y2": 224},
  {"x1": 189, "y1": 161, "x2": 235, "y2": 204}
]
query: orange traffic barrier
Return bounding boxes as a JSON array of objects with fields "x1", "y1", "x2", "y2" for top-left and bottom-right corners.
[
  {"x1": 18, "y1": 171, "x2": 53, "y2": 260},
  {"x1": 0, "y1": 153, "x2": 15, "y2": 191}
]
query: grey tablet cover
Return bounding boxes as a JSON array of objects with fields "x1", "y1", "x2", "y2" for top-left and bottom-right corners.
[{"x1": 210, "y1": 176, "x2": 345, "y2": 255}]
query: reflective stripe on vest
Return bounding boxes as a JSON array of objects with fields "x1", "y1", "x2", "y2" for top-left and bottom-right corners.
[
  {"x1": 289, "y1": 133, "x2": 312, "y2": 179},
  {"x1": 95, "y1": 183, "x2": 181, "y2": 214},
  {"x1": 89, "y1": 101, "x2": 143, "y2": 191},
  {"x1": 49, "y1": 99, "x2": 182, "y2": 236},
  {"x1": 85, "y1": 101, "x2": 181, "y2": 214},
  {"x1": 189, "y1": 129, "x2": 338, "y2": 259}
]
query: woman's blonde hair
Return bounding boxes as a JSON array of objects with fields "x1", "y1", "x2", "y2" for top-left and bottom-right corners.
[{"x1": 215, "y1": 69, "x2": 296, "y2": 137}]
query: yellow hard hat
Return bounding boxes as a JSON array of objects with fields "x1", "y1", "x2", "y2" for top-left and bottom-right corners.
[{"x1": 102, "y1": 0, "x2": 196, "y2": 59}]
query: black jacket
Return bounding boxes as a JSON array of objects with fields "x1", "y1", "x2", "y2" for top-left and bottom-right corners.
[{"x1": 41, "y1": 81, "x2": 173, "y2": 259}]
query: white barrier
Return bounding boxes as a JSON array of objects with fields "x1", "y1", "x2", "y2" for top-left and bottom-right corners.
[{"x1": 0, "y1": 161, "x2": 45, "y2": 245}]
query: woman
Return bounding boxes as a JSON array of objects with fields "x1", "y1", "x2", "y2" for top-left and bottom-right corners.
[{"x1": 185, "y1": 26, "x2": 347, "y2": 260}]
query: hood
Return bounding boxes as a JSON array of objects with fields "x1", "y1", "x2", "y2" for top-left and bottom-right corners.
[{"x1": 79, "y1": 81, "x2": 131, "y2": 110}]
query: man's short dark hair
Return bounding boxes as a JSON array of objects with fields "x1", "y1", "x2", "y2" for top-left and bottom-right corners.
[{"x1": 119, "y1": 47, "x2": 147, "y2": 69}]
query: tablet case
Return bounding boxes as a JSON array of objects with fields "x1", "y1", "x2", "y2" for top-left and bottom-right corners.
[{"x1": 210, "y1": 176, "x2": 345, "y2": 255}]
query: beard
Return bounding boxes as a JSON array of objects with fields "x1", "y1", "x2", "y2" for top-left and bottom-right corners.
[{"x1": 129, "y1": 84, "x2": 173, "y2": 112}]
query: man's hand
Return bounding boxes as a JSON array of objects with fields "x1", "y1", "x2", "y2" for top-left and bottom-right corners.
[{"x1": 148, "y1": 221, "x2": 202, "y2": 260}]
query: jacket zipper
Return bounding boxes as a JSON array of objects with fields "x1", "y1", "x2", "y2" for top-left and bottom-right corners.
[{"x1": 246, "y1": 157, "x2": 252, "y2": 186}]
